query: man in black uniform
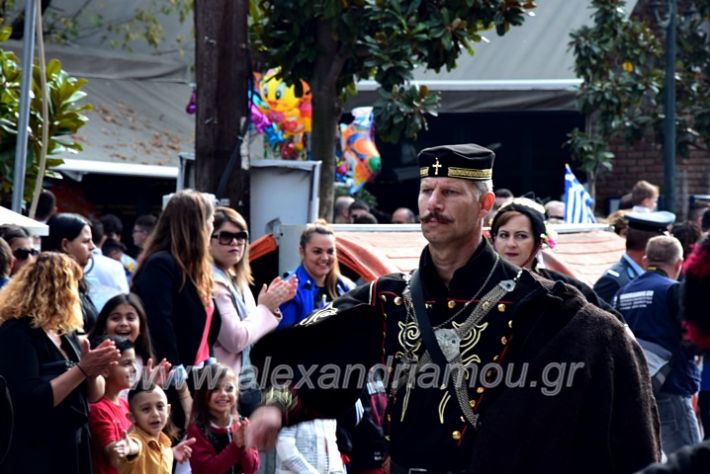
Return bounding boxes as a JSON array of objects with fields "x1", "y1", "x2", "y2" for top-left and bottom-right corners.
[
  {"x1": 247, "y1": 144, "x2": 660, "y2": 474},
  {"x1": 594, "y1": 211, "x2": 676, "y2": 304}
]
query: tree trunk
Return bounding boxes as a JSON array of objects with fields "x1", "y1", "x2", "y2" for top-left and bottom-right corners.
[
  {"x1": 194, "y1": 0, "x2": 249, "y2": 214},
  {"x1": 311, "y1": 20, "x2": 345, "y2": 221}
]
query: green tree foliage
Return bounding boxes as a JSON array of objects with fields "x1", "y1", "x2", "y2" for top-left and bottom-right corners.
[
  {"x1": 250, "y1": 0, "x2": 535, "y2": 218},
  {"x1": 0, "y1": 32, "x2": 91, "y2": 202},
  {"x1": 567, "y1": 0, "x2": 710, "y2": 199}
]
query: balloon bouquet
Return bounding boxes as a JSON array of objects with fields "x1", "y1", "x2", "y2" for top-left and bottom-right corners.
[
  {"x1": 250, "y1": 68, "x2": 311, "y2": 160},
  {"x1": 187, "y1": 70, "x2": 381, "y2": 192}
]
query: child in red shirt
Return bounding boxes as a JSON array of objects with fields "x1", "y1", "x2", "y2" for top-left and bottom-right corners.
[
  {"x1": 187, "y1": 363, "x2": 259, "y2": 474},
  {"x1": 89, "y1": 337, "x2": 136, "y2": 474}
]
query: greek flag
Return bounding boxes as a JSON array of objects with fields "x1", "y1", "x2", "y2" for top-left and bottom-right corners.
[{"x1": 564, "y1": 164, "x2": 596, "y2": 223}]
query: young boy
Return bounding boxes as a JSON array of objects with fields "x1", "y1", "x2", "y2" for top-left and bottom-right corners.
[
  {"x1": 89, "y1": 337, "x2": 136, "y2": 474},
  {"x1": 110, "y1": 383, "x2": 195, "y2": 474}
]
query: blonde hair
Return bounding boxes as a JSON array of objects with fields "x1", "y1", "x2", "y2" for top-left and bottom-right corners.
[
  {"x1": 0, "y1": 252, "x2": 83, "y2": 334},
  {"x1": 213, "y1": 206, "x2": 253, "y2": 290},
  {"x1": 135, "y1": 190, "x2": 214, "y2": 306},
  {"x1": 299, "y1": 219, "x2": 343, "y2": 300}
]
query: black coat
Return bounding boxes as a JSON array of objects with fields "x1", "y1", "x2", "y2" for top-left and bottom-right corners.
[
  {"x1": 254, "y1": 240, "x2": 661, "y2": 474},
  {"x1": 133, "y1": 250, "x2": 221, "y2": 367},
  {"x1": 0, "y1": 318, "x2": 91, "y2": 474}
]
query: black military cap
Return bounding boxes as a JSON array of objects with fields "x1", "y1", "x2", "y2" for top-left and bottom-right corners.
[
  {"x1": 624, "y1": 211, "x2": 676, "y2": 233},
  {"x1": 418, "y1": 144, "x2": 494, "y2": 181}
]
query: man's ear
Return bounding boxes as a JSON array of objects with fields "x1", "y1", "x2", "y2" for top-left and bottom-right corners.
[
  {"x1": 480, "y1": 192, "x2": 496, "y2": 214},
  {"x1": 60, "y1": 237, "x2": 70, "y2": 253},
  {"x1": 642, "y1": 255, "x2": 649, "y2": 269}
]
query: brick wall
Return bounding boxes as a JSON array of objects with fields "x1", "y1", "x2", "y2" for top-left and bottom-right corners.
[{"x1": 594, "y1": 137, "x2": 710, "y2": 219}]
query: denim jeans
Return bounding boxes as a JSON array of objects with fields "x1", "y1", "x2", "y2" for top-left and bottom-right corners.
[{"x1": 656, "y1": 391, "x2": 702, "y2": 455}]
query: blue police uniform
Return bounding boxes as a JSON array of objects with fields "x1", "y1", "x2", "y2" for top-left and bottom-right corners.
[
  {"x1": 595, "y1": 210, "x2": 676, "y2": 305},
  {"x1": 594, "y1": 254, "x2": 643, "y2": 305}
]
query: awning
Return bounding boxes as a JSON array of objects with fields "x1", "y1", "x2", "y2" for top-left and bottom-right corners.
[
  {"x1": 349, "y1": 0, "x2": 637, "y2": 113},
  {"x1": 0, "y1": 206, "x2": 49, "y2": 236},
  {"x1": 2, "y1": 40, "x2": 192, "y2": 178}
]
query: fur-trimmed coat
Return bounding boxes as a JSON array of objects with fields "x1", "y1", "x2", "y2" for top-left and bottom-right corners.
[{"x1": 253, "y1": 240, "x2": 661, "y2": 474}]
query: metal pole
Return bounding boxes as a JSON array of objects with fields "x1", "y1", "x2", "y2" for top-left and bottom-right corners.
[
  {"x1": 662, "y1": 0, "x2": 676, "y2": 212},
  {"x1": 11, "y1": 0, "x2": 37, "y2": 214}
]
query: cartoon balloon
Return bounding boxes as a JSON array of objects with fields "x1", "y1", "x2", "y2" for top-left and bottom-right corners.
[
  {"x1": 259, "y1": 68, "x2": 312, "y2": 136},
  {"x1": 340, "y1": 107, "x2": 382, "y2": 193}
]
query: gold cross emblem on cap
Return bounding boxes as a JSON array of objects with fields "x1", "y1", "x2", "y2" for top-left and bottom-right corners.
[{"x1": 432, "y1": 157, "x2": 442, "y2": 175}]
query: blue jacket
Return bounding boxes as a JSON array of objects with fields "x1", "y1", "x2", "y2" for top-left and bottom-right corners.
[
  {"x1": 277, "y1": 264, "x2": 354, "y2": 330},
  {"x1": 616, "y1": 270, "x2": 699, "y2": 396}
]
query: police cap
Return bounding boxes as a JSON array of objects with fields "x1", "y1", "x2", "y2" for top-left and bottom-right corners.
[
  {"x1": 624, "y1": 211, "x2": 676, "y2": 233},
  {"x1": 418, "y1": 144, "x2": 494, "y2": 181}
]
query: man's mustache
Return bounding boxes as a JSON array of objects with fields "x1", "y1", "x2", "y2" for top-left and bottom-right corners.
[{"x1": 420, "y1": 212, "x2": 453, "y2": 224}]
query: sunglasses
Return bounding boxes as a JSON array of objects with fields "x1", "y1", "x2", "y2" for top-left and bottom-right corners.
[
  {"x1": 211, "y1": 231, "x2": 248, "y2": 245},
  {"x1": 13, "y1": 248, "x2": 39, "y2": 260}
]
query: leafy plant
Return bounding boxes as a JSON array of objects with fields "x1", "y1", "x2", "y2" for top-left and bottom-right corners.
[{"x1": 0, "y1": 35, "x2": 91, "y2": 202}]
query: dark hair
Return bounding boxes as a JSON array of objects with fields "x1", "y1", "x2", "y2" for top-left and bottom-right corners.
[
  {"x1": 618, "y1": 193, "x2": 633, "y2": 210},
  {"x1": 688, "y1": 202, "x2": 709, "y2": 223},
  {"x1": 189, "y1": 363, "x2": 237, "y2": 426},
  {"x1": 0, "y1": 225, "x2": 30, "y2": 246},
  {"x1": 95, "y1": 335, "x2": 135, "y2": 354},
  {"x1": 702, "y1": 209, "x2": 710, "y2": 233},
  {"x1": 89, "y1": 293, "x2": 156, "y2": 362},
  {"x1": 88, "y1": 218, "x2": 104, "y2": 245},
  {"x1": 44, "y1": 213, "x2": 89, "y2": 252},
  {"x1": 35, "y1": 189, "x2": 56, "y2": 221},
  {"x1": 102, "y1": 238, "x2": 127, "y2": 256},
  {"x1": 625, "y1": 227, "x2": 660, "y2": 252},
  {"x1": 100, "y1": 214, "x2": 123, "y2": 237},
  {"x1": 133, "y1": 190, "x2": 214, "y2": 306},
  {"x1": 353, "y1": 212, "x2": 378, "y2": 224},
  {"x1": 128, "y1": 381, "x2": 158, "y2": 408},
  {"x1": 671, "y1": 222, "x2": 701, "y2": 259},
  {"x1": 348, "y1": 200, "x2": 370, "y2": 214},
  {"x1": 135, "y1": 214, "x2": 157, "y2": 231}
]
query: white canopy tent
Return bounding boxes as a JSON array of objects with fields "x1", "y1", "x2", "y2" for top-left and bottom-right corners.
[{"x1": 0, "y1": 206, "x2": 49, "y2": 236}]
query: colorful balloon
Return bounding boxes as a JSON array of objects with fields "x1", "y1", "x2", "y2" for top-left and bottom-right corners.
[{"x1": 340, "y1": 107, "x2": 382, "y2": 193}]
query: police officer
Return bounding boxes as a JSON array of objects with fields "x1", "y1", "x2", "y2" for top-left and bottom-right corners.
[
  {"x1": 615, "y1": 235, "x2": 701, "y2": 455},
  {"x1": 247, "y1": 144, "x2": 660, "y2": 474},
  {"x1": 594, "y1": 211, "x2": 676, "y2": 304}
]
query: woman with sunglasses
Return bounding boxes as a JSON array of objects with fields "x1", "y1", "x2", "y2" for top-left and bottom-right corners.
[
  {"x1": 0, "y1": 224, "x2": 38, "y2": 276},
  {"x1": 209, "y1": 207, "x2": 297, "y2": 415},
  {"x1": 44, "y1": 213, "x2": 100, "y2": 333}
]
